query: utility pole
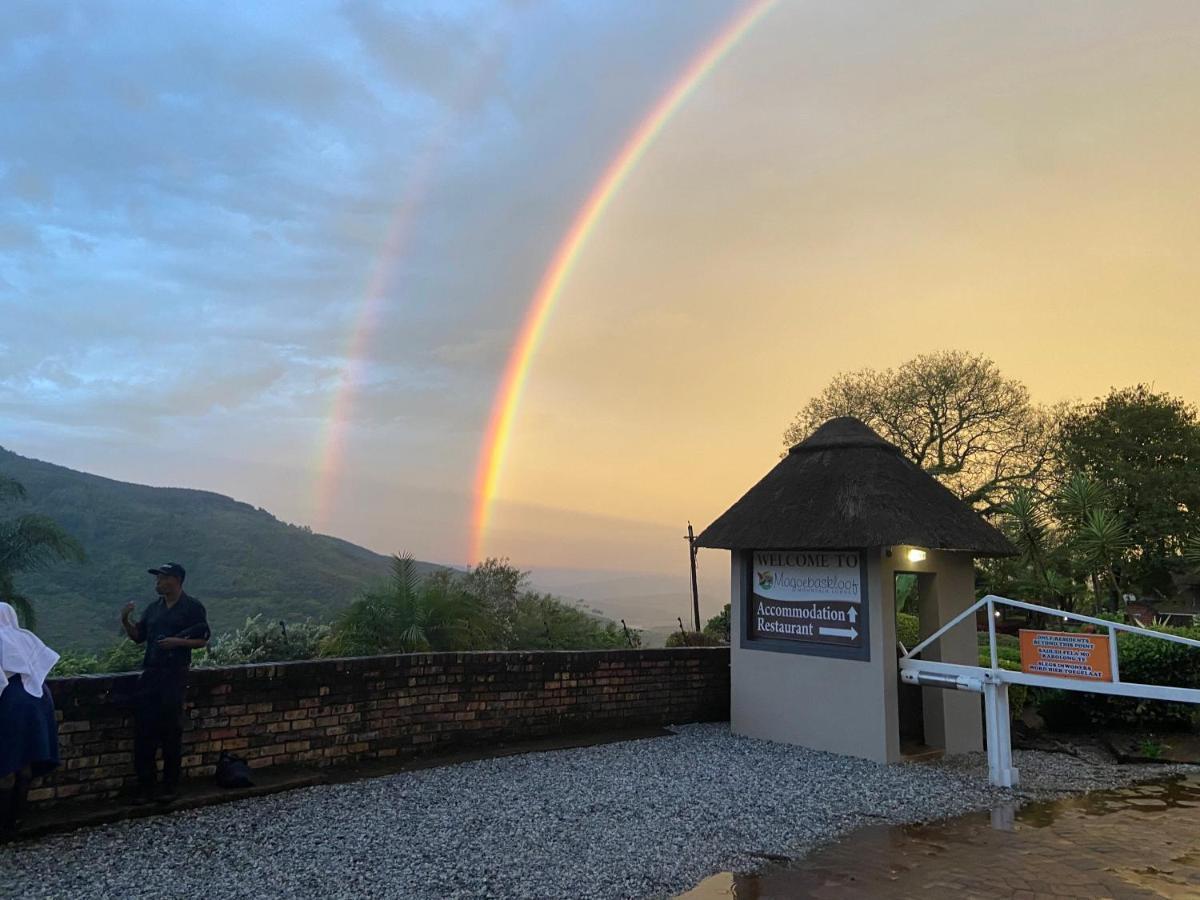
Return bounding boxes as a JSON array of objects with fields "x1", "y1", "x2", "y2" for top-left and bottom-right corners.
[{"x1": 687, "y1": 521, "x2": 701, "y2": 632}]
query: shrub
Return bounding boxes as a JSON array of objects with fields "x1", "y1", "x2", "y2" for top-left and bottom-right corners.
[
  {"x1": 51, "y1": 639, "x2": 143, "y2": 676},
  {"x1": 505, "y1": 593, "x2": 633, "y2": 650},
  {"x1": 196, "y1": 615, "x2": 329, "y2": 667},
  {"x1": 703, "y1": 605, "x2": 730, "y2": 644},
  {"x1": 895, "y1": 613, "x2": 919, "y2": 650},
  {"x1": 1036, "y1": 624, "x2": 1200, "y2": 731},
  {"x1": 323, "y1": 556, "x2": 494, "y2": 657},
  {"x1": 665, "y1": 629, "x2": 722, "y2": 648},
  {"x1": 976, "y1": 631, "x2": 1022, "y2": 667}
]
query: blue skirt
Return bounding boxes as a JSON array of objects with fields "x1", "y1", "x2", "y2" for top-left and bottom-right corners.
[{"x1": 0, "y1": 675, "x2": 60, "y2": 778}]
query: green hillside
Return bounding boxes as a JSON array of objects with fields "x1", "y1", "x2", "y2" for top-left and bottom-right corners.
[{"x1": 0, "y1": 446, "x2": 443, "y2": 651}]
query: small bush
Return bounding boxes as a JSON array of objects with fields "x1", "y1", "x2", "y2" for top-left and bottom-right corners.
[
  {"x1": 703, "y1": 605, "x2": 730, "y2": 644},
  {"x1": 196, "y1": 615, "x2": 329, "y2": 667},
  {"x1": 895, "y1": 612, "x2": 919, "y2": 650},
  {"x1": 1036, "y1": 624, "x2": 1200, "y2": 731},
  {"x1": 665, "y1": 630, "x2": 722, "y2": 648},
  {"x1": 52, "y1": 639, "x2": 143, "y2": 676}
]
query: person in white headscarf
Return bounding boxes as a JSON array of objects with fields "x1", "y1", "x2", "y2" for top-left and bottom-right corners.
[{"x1": 0, "y1": 602, "x2": 61, "y2": 834}]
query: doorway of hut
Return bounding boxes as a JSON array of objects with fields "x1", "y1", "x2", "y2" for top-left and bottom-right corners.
[{"x1": 895, "y1": 572, "x2": 942, "y2": 761}]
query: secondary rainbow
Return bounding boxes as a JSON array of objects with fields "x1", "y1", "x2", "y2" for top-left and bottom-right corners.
[
  {"x1": 312, "y1": 33, "x2": 509, "y2": 529},
  {"x1": 470, "y1": 0, "x2": 780, "y2": 563}
]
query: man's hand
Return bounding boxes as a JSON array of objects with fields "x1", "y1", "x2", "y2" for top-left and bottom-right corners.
[
  {"x1": 156, "y1": 637, "x2": 186, "y2": 649},
  {"x1": 121, "y1": 601, "x2": 142, "y2": 642}
]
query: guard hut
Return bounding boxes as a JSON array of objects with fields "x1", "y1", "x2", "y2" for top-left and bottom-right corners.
[{"x1": 696, "y1": 417, "x2": 1016, "y2": 764}]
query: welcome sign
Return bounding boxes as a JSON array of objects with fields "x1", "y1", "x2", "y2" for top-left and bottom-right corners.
[{"x1": 747, "y1": 550, "x2": 869, "y2": 660}]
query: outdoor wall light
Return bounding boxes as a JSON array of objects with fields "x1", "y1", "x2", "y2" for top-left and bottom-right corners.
[{"x1": 906, "y1": 548, "x2": 927, "y2": 563}]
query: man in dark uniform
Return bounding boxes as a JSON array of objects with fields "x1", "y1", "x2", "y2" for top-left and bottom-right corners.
[{"x1": 119, "y1": 563, "x2": 209, "y2": 804}]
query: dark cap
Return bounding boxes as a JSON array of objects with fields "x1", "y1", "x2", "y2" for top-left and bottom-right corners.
[{"x1": 148, "y1": 562, "x2": 186, "y2": 582}]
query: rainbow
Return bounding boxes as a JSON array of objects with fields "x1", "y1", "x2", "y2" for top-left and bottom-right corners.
[
  {"x1": 312, "y1": 171, "x2": 427, "y2": 529},
  {"x1": 313, "y1": 33, "x2": 509, "y2": 529},
  {"x1": 469, "y1": 0, "x2": 780, "y2": 563}
]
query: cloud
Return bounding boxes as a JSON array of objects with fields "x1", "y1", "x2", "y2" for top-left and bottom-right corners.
[
  {"x1": 340, "y1": 1, "x2": 494, "y2": 103},
  {"x1": 0, "y1": 0, "x2": 741, "y2": 547}
]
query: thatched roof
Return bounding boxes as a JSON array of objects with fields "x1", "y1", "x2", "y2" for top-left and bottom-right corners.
[{"x1": 696, "y1": 417, "x2": 1016, "y2": 556}]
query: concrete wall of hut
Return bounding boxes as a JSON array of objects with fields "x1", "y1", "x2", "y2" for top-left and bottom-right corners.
[
  {"x1": 729, "y1": 548, "x2": 982, "y2": 764},
  {"x1": 881, "y1": 548, "x2": 983, "y2": 757},
  {"x1": 729, "y1": 549, "x2": 896, "y2": 763}
]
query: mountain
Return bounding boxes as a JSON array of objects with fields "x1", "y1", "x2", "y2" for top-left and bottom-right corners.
[{"x1": 0, "y1": 446, "x2": 444, "y2": 651}]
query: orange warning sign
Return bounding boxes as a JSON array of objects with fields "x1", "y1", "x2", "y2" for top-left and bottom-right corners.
[{"x1": 1019, "y1": 630, "x2": 1113, "y2": 682}]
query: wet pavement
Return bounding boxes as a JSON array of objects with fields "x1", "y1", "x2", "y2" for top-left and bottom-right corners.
[{"x1": 680, "y1": 775, "x2": 1200, "y2": 899}]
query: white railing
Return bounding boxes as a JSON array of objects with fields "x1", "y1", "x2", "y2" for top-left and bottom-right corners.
[{"x1": 898, "y1": 593, "x2": 1200, "y2": 787}]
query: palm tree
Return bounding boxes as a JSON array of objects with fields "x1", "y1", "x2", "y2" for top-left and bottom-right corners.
[
  {"x1": 1073, "y1": 508, "x2": 1131, "y2": 612},
  {"x1": 0, "y1": 475, "x2": 85, "y2": 627},
  {"x1": 1055, "y1": 474, "x2": 1130, "y2": 612},
  {"x1": 325, "y1": 554, "x2": 493, "y2": 656}
]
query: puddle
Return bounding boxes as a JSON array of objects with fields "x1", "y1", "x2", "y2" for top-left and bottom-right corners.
[{"x1": 679, "y1": 776, "x2": 1200, "y2": 898}]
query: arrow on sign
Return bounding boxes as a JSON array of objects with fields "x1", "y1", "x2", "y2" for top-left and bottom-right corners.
[
  {"x1": 819, "y1": 625, "x2": 858, "y2": 640},
  {"x1": 847, "y1": 607, "x2": 858, "y2": 624}
]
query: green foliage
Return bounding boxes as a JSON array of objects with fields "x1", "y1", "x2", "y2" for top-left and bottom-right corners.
[
  {"x1": 1186, "y1": 537, "x2": 1200, "y2": 570},
  {"x1": 702, "y1": 604, "x2": 730, "y2": 643},
  {"x1": 976, "y1": 630, "x2": 1023, "y2": 668},
  {"x1": 51, "y1": 639, "x2": 143, "y2": 676},
  {"x1": 0, "y1": 445, "x2": 439, "y2": 650},
  {"x1": 895, "y1": 574, "x2": 918, "y2": 615},
  {"x1": 196, "y1": 615, "x2": 329, "y2": 666},
  {"x1": 0, "y1": 472, "x2": 85, "y2": 628},
  {"x1": 50, "y1": 616, "x2": 330, "y2": 675},
  {"x1": 1059, "y1": 385, "x2": 1200, "y2": 596},
  {"x1": 47, "y1": 557, "x2": 640, "y2": 672},
  {"x1": 505, "y1": 593, "x2": 632, "y2": 650},
  {"x1": 1036, "y1": 624, "x2": 1200, "y2": 730},
  {"x1": 665, "y1": 629, "x2": 722, "y2": 648},
  {"x1": 895, "y1": 612, "x2": 919, "y2": 650},
  {"x1": 322, "y1": 556, "x2": 634, "y2": 657},
  {"x1": 1138, "y1": 738, "x2": 1164, "y2": 759},
  {"x1": 980, "y1": 474, "x2": 1129, "y2": 614},
  {"x1": 323, "y1": 556, "x2": 492, "y2": 657}
]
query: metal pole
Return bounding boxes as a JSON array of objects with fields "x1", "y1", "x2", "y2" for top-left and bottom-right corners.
[
  {"x1": 1108, "y1": 626, "x2": 1120, "y2": 683},
  {"x1": 995, "y1": 683, "x2": 1018, "y2": 787},
  {"x1": 987, "y1": 597, "x2": 999, "y2": 670},
  {"x1": 687, "y1": 522, "x2": 701, "y2": 632},
  {"x1": 984, "y1": 681, "x2": 1001, "y2": 786}
]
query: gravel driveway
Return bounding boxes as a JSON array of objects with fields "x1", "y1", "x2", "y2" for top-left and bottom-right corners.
[{"x1": 1, "y1": 723, "x2": 1190, "y2": 900}]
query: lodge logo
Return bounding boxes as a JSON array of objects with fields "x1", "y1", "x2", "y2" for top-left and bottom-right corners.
[{"x1": 757, "y1": 570, "x2": 775, "y2": 590}]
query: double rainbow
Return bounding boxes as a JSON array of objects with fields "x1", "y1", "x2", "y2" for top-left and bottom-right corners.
[{"x1": 469, "y1": 0, "x2": 779, "y2": 562}]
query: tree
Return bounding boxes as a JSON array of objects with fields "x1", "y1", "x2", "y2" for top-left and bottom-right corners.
[
  {"x1": 1054, "y1": 473, "x2": 1130, "y2": 610},
  {"x1": 702, "y1": 604, "x2": 730, "y2": 643},
  {"x1": 504, "y1": 592, "x2": 630, "y2": 650},
  {"x1": 783, "y1": 351, "x2": 1057, "y2": 515},
  {"x1": 983, "y1": 486, "x2": 1087, "y2": 612},
  {"x1": 980, "y1": 471, "x2": 1138, "y2": 614},
  {"x1": 0, "y1": 474, "x2": 85, "y2": 627},
  {"x1": 323, "y1": 554, "x2": 493, "y2": 656},
  {"x1": 461, "y1": 557, "x2": 528, "y2": 631},
  {"x1": 1059, "y1": 385, "x2": 1200, "y2": 596}
]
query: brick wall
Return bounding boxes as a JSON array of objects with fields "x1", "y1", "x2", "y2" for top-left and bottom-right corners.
[{"x1": 32, "y1": 648, "x2": 730, "y2": 807}]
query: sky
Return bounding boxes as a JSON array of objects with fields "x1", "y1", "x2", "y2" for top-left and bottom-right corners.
[{"x1": 3, "y1": 1, "x2": 1200, "y2": 623}]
